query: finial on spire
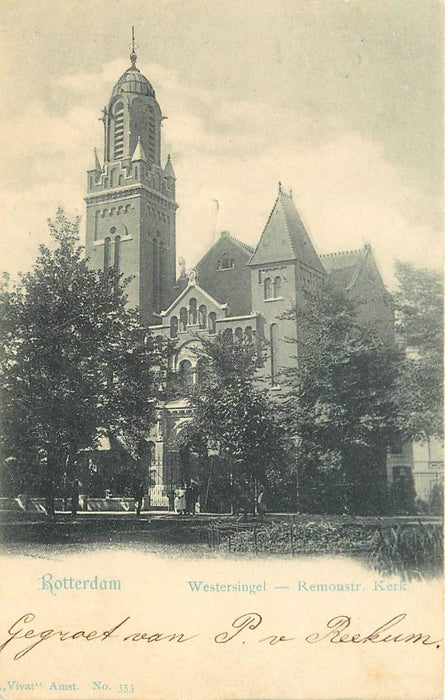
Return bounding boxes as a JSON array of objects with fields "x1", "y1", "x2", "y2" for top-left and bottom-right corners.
[
  {"x1": 278, "y1": 181, "x2": 282, "y2": 193},
  {"x1": 130, "y1": 26, "x2": 137, "y2": 67},
  {"x1": 93, "y1": 147, "x2": 102, "y2": 171}
]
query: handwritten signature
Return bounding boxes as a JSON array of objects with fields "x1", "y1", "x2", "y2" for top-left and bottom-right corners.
[{"x1": 0, "y1": 612, "x2": 441, "y2": 661}]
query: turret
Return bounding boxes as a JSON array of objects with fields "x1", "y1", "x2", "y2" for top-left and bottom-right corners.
[
  {"x1": 163, "y1": 154, "x2": 176, "y2": 197},
  {"x1": 85, "y1": 33, "x2": 178, "y2": 325}
]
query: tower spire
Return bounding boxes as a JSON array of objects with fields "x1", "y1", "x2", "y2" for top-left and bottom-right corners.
[
  {"x1": 93, "y1": 147, "x2": 101, "y2": 171},
  {"x1": 130, "y1": 26, "x2": 137, "y2": 68}
]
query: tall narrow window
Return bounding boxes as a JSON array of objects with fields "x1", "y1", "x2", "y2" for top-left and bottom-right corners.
[
  {"x1": 198, "y1": 305, "x2": 207, "y2": 329},
  {"x1": 147, "y1": 442, "x2": 155, "y2": 468},
  {"x1": 273, "y1": 276, "x2": 282, "y2": 298},
  {"x1": 158, "y1": 241, "x2": 164, "y2": 310},
  {"x1": 264, "y1": 278, "x2": 272, "y2": 299},
  {"x1": 208, "y1": 312, "x2": 216, "y2": 334},
  {"x1": 114, "y1": 103, "x2": 124, "y2": 159},
  {"x1": 152, "y1": 239, "x2": 159, "y2": 310},
  {"x1": 270, "y1": 323, "x2": 278, "y2": 385},
  {"x1": 222, "y1": 254, "x2": 229, "y2": 269},
  {"x1": 170, "y1": 316, "x2": 178, "y2": 339},
  {"x1": 179, "y1": 360, "x2": 193, "y2": 389},
  {"x1": 114, "y1": 235, "x2": 121, "y2": 273},
  {"x1": 245, "y1": 326, "x2": 253, "y2": 344},
  {"x1": 148, "y1": 113, "x2": 156, "y2": 162},
  {"x1": 195, "y1": 357, "x2": 209, "y2": 387},
  {"x1": 179, "y1": 307, "x2": 188, "y2": 332},
  {"x1": 189, "y1": 298, "x2": 197, "y2": 325},
  {"x1": 223, "y1": 328, "x2": 233, "y2": 344},
  {"x1": 104, "y1": 237, "x2": 111, "y2": 271},
  {"x1": 235, "y1": 327, "x2": 243, "y2": 343}
]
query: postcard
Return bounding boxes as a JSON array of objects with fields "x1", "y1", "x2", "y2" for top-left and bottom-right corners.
[{"x1": 0, "y1": 1, "x2": 443, "y2": 699}]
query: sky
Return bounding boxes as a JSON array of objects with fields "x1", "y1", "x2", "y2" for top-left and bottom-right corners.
[{"x1": 0, "y1": 0, "x2": 443, "y2": 287}]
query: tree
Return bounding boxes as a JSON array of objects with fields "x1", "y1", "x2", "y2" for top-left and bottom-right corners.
[
  {"x1": 181, "y1": 334, "x2": 285, "y2": 514},
  {"x1": 0, "y1": 209, "x2": 168, "y2": 518},
  {"x1": 392, "y1": 261, "x2": 443, "y2": 441},
  {"x1": 279, "y1": 285, "x2": 399, "y2": 514}
]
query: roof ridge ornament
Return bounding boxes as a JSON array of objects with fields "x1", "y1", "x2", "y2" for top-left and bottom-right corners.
[{"x1": 130, "y1": 26, "x2": 138, "y2": 69}]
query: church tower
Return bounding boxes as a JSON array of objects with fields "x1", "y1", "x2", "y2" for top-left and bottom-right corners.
[
  {"x1": 85, "y1": 38, "x2": 177, "y2": 325},
  {"x1": 248, "y1": 185, "x2": 326, "y2": 382}
]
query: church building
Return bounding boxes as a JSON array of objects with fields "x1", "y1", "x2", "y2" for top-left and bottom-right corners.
[{"x1": 85, "y1": 48, "x2": 395, "y2": 508}]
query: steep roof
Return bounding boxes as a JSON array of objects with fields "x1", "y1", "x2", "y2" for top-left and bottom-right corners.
[
  {"x1": 320, "y1": 245, "x2": 371, "y2": 291},
  {"x1": 131, "y1": 136, "x2": 147, "y2": 162},
  {"x1": 163, "y1": 154, "x2": 176, "y2": 178},
  {"x1": 195, "y1": 231, "x2": 254, "y2": 269},
  {"x1": 248, "y1": 188, "x2": 325, "y2": 273},
  {"x1": 160, "y1": 278, "x2": 226, "y2": 317}
]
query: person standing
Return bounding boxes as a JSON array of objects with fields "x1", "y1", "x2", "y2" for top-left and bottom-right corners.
[{"x1": 175, "y1": 487, "x2": 186, "y2": 515}]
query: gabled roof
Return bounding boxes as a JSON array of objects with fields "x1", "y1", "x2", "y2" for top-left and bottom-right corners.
[
  {"x1": 320, "y1": 244, "x2": 376, "y2": 291},
  {"x1": 196, "y1": 231, "x2": 254, "y2": 269},
  {"x1": 160, "y1": 279, "x2": 227, "y2": 318},
  {"x1": 321, "y1": 248, "x2": 365, "y2": 273},
  {"x1": 248, "y1": 188, "x2": 325, "y2": 273}
]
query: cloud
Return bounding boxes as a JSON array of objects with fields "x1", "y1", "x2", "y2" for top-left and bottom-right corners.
[{"x1": 1, "y1": 59, "x2": 441, "y2": 291}]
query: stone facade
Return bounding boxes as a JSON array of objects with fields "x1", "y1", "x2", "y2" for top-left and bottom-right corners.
[
  {"x1": 85, "y1": 51, "x2": 442, "y2": 509},
  {"x1": 85, "y1": 53, "x2": 177, "y2": 325}
]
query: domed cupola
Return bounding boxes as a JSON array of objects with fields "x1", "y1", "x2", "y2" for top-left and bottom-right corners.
[
  {"x1": 103, "y1": 38, "x2": 163, "y2": 166},
  {"x1": 112, "y1": 51, "x2": 156, "y2": 98}
]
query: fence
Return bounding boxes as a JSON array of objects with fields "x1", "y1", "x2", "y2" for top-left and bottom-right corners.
[
  {"x1": 208, "y1": 518, "x2": 295, "y2": 555},
  {"x1": 208, "y1": 516, "x2": 443, "y2": 578}
]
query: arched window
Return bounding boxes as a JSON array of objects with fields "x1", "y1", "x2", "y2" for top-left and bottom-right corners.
[
  {"x1": 245, "y1": 326, "x2": 253, "y2": 344},
  {"x1": 104, "y1": 237, "x2": 111, "y2": 271},
  {"x1": 222, "y1": 254, "x2": 229, "y2": 269},
  {"x1": 273, "y1": 276, "x2": 282, "y2": 298},
  {"x1": 147, "y1": 442, "x2": 155, "y2": 467},
  {"x1": 179, "y1": 307, "x2": 188, "y2": 332},
  {"x1": 114, "y1": 235, "x2": 121, "y2": 273},
  {"x1": 152, "y1": 239, "x2": 159, "y2": 310},
  {"x1": 208, "y1": 312, "x2": 216, "y2": 335},
  {"x1": 230, "y1": 259, "x2": 235, "y2": 269},
  {"x1": 198, "y1": 304, "x2": 207, "y2": 329},
  {"x1": 235, "y1": 327, "x2": 243, "y2": 343},
  {"x1": 114, "y1": 103, "x2": 124, "y2": 159},
  {"x1": 179, "y1": 359, "x2": 193, "y2": 390},
  {"x1": 189, "y1": 298, "x2": 197, "y2": 325},
  {"x1": 264, "y1": 278, "x2": 272, "y2": 299},
  {"x1": 119, "y1": 174, "x2": 124, "y2": 186},
  {"x1": 217, "y1": 260, "x2": 221, "y2": 271},
  {"x1": 170, "y1": 316, "x2": 178, "y2": 339},
  {"x1": 270, "y1": 323, "x2": 278, "y2": 386},
  {"x1": 195, "y1": 357, "x2": 209, "y2": 387},
  {"x1": 158, "y1": 241, "x2": 164, "y2": 309},
  {"x1": 223, "y1": 328, "x2": 233, "y2": 344}
]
